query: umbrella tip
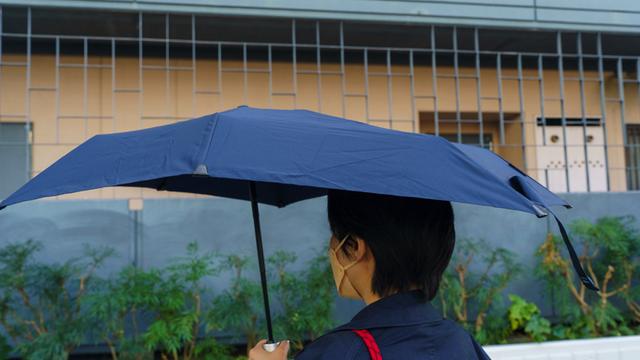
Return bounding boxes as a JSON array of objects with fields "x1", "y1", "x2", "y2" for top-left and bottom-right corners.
[
  {"x1": 193, "y1": 164, "x2": 209, "y2": 176},
  {"x1": 532, "y1": 204, "x2": 548, "y2": 218}
]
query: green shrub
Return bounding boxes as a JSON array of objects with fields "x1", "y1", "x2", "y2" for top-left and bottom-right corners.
[
  {"x1": 5, "y1": 215, "x2": 637, "y2": 358},
  {"x1": 536, "y1": 216, "x2": 640, "y2": 337},
  {"x1": 507, "y1": 294, "x2": 551, "y2": 342},
  {"x1": 0, "y1": 239, "x2": 112, "y2": 359},
  {"x1": 0, "y1": 334, "x2": 9, "y2": 360},
  {"x1": 207, "y1": 255, "x2": 263, "y2": 355},
  {"x1": 87, "y1": 242, "x2": 231, "y2": 360},
  {"x1": 269, "y1": 251, "x2": 334, "y2": 353},
  {"x1": 437, "y1": 238, "x2": 521, "y2": 344}
]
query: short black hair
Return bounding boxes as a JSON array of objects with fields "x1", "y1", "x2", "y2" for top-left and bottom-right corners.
[{"x1": 327, "y1": 189, "x2": 455, "y2": 301}]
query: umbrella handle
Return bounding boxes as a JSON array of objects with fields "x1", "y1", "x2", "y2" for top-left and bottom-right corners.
[
  {"x1": 262, "y1": 341, "x2": 281, "y2": 352},
  {"x1": 249, "y1": 181, "x2": 275, "y2": 342}
]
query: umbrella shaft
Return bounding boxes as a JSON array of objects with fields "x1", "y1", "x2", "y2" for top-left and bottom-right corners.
[{"x1": 249, "y1": 181, "x2": 275, "y2": 343}]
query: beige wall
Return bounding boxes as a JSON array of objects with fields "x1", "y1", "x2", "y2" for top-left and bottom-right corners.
[{"x1": 0, "y1": 53, "x2": 635, "y2": 198}]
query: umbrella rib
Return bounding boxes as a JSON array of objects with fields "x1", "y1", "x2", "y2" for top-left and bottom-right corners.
[{"x1": 193, "y1": 114, "x2": 220, "y2": 172}]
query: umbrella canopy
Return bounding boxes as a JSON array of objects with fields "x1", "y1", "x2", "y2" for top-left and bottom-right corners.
[
  {"x1": 0, "y1": 106, "x2": 597, "y2": 343},
  {"x1": 1, "y1": 106, "x2": 557, "y2": 215}
]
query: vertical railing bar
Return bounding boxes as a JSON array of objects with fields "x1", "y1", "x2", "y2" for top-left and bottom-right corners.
[
  {"x1": 627, "y1": 127, "x2": 633, "y2": 189},
  {"x1": 83, "y1": 37, "x2": 88, "y2": 140},
  {"x1": 243, "y1": 43, "x2": 248, "y2": 104},
  {"x1": 339, "y1": 21, "x2": 346, "y2": 117},
  {"x1": 474, "y1": 28, "x2": 484, "y2": 148},
  {"x1": 268, "y1": 44, "x2": 273, "y2": 108},
  {"x1": 596, "y1": 33, "x2": 611, "y2": 191},
  {"x1": 453, "y1": 27, "x2": 461, "y2": 143},
  {"x1": 516, "y1": 54, "x2": 528, "y2": 172},
  {"x1": 631, "y1": 126, "x2": 640, "y2": 190},
  {"x1": 496, "y1": 53, "x2": 505, "y2": 146},
  {"x1": 635, "y1": 59, "x2": 640, "y2": 189},
  {"x1": 409, "y1": 49, "x2": 417, "y2": 133},
  {"x1": 111, "y1": 38, "x2": 116, "y2": 144},
  {"x1": 617, "y1": 57, "x2": 628, "y2": 190},
  {"x1": 165, "y1": 13, "x2": 171, "y2": 119},
  {"x1": 25, "y1": 7, "x2": 32, "y2": 181},
  {"x1": 556, "y1": 32, "x2": 571, "y2": 192},
  {"x1": 576, "y1": 33, "x2": 591, "y2": 192},
  {"x1": 617, "y1": 58, "x2": 628, "y2": 145},
  {"x1": 165, "y1": 14, "x2": 171, "y2": 198},
  {"x1": 315, "y1": 21, "x2": 322, "y2": 112},
  {"x1": 217, "y1": 43, "x2": 222, "y2": 109},
  {"x1": 538, "y1": 54, "x2": 547, "y2": 146},
  {"x1": 138, "y1": 12, "x2": 143, "y2": 129},
  {"x1": 632, "y1": 127, "x2": 640, "y2": 190},
  {"x1": 138, "y1": 12, "x2": 144, "y2": 198},
  {"x1": 431, "y1": 26, "x2": 439, "y2": 136},
  {"x1": 292, "y1": 19, "x2": 298, "y2": 108},
  {"x1": 545, "y1": 168, "x2": 550, "y2": 189},
  {"x1": 633, "y1": 129, "x2": 636, "y2": 189},
  {"x1": 364, "y1": 48, "x2": 370, "y2": 123},
  {"x1": 55, "y1": 37, "x2": 60, "y2": 143},
  {"x1": 191, "y1": 14, "x2": 196, "y2": 118},
  {"x1": 633, "y1": 126, "x2": 640, "y2": 189},
  {"x1": 110, "y1": 39, "x2": 116, "y2": 200},
  {"x1": 556, "y1": 31, "x2": 571, "y2": 192},
  {"x1": 386, "y1": 49, "x2": 393, "y2": 128}
]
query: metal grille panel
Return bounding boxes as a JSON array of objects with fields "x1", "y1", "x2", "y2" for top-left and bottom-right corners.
[{"x1": 1, "y1": 7, "x2": 640, "y2": 200}]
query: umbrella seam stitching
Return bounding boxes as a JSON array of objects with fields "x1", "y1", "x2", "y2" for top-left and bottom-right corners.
[{"x1": 195, "y1": 114, "x2": 219, "y2": 171}]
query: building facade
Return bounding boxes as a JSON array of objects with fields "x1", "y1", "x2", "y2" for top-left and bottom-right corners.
[{"x1": 2, "y1": 1, "x2": 640, "y2": 201}]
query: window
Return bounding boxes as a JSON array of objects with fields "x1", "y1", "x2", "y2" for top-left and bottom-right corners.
[
  {"x1": 626, "y1": 125, "x2": 640, "y2": 191},
  {"x1": 0, "y1": 123, "x2": 31, "y2": 200}
]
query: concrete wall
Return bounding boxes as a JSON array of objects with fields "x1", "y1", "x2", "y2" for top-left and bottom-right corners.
[{"x1": 1, "y1": 191, "x2": 639, "y2": 323}]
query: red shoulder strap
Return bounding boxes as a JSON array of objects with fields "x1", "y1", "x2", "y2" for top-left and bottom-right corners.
[{"x1": 352, "y1": 329, "x2": 382, "y2": 360}]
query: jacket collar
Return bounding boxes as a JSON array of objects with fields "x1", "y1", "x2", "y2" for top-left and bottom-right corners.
[{"x1": 330, "y1": 290, "x2": 444, "y2": 332}]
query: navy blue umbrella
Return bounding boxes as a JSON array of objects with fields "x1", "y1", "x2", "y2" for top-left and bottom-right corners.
[{"x1": 0, "y1": 106, "x2": 597, "y2": 344}]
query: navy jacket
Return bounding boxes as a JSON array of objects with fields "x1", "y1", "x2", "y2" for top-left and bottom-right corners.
[{"x1": 296, "y1": 291, "x2": 490, "y2": 359}]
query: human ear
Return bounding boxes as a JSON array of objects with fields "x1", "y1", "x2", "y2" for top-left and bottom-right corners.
[{"x1": 352, "y1": 237, "x2": 368, "y2": 262}]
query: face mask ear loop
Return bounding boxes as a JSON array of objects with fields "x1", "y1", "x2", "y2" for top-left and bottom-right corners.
[
  {"x1": 337, "y1": 233, "x2": 364, "y2": 299},
  {"x1": 336, "y1": 234, "x2": 360, "y2": 270},
  {"x1": 335, "y1": 233, "x2": 350, "y2": 251}
]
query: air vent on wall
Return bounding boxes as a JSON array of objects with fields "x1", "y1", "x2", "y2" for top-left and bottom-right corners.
[{"x1": 536, "y1": 117, "x2": 601, "y2": 126}]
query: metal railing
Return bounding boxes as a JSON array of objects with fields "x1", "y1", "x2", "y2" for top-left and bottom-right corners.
[{"x1": 0, "y1": 7, "x2": 639, "y2": 198}]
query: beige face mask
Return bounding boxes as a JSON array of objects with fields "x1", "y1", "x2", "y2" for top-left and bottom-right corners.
[{"x1": 328, "y1": 234, "x2": 363, "y2": 300}]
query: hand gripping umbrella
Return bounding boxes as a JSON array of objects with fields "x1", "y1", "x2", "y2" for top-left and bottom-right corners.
[{"x1": 0, "y1": 106, "x2": 598, "y2": 348}]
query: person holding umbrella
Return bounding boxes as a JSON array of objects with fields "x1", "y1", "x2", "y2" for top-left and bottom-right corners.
[
  {"x1": 249, "y1": 189, "x2": 490, "y2": 359},
  {"x1": 0, "y1": 107, "x2": 596, "y2": 359}
]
